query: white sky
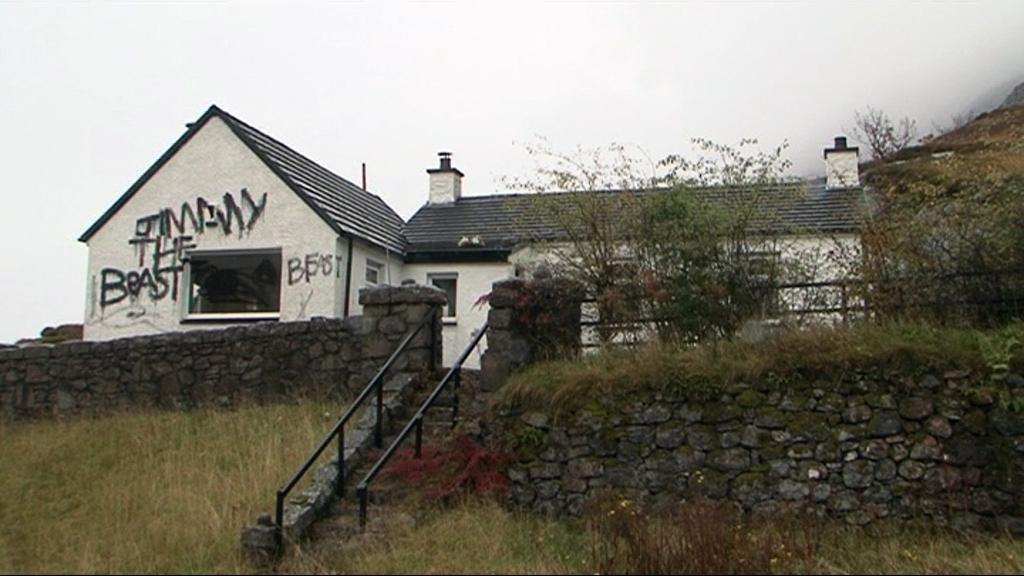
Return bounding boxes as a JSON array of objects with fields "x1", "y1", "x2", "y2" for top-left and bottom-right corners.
[{"x1": 1, "y1": 1, "x2": 1023, "y2": 343}]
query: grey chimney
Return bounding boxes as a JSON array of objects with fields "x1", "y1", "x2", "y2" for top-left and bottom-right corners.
[
  {"x1": 427, "y1": 151, "x2": 463, "y2": 204},
  {"x1": 824, "y1": 136, "x2": 860, "y2": 189}
]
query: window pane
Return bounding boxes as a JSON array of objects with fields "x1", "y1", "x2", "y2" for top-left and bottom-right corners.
[
  {"x1": 366, "y1": 261, "x2": 382, "y2": 285},
  {"x1": 429, "y1": 276, "x2": 457, "y2": 317},
  {"x1": 188, "y1": 252, "x2": 281, "y2": 314}
]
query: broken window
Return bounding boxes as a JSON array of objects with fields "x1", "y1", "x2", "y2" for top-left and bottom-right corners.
[{"x1": 186, "y1": 250, "x2": 281, "y2": 316}]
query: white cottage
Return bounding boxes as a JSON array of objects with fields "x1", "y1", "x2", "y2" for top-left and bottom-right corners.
[{"x1": 80, "y1": 105, "x2": 865, "y2": 365}]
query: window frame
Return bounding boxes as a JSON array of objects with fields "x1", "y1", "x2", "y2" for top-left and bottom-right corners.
[
  {"x1": 181, "y1": 248, "x2": 283, "y2": 323},
  {"x1": 365, "y1": 259, "x2": 384, "y2": 286},
  {"x1": 427, "y1": 272, "x2": 458, "y2": 322}
]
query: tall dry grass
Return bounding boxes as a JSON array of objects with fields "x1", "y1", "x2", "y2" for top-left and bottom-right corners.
[
  {"x1": 0, "y1": 402, "x2": 338, "y2": 574},
  {"x1": 585, "y1": 497, "x2": 815, "y2": 574},
  {"x1": 279, "y1": 495, "x2": 1024, "y2": 575},
  {"x1": 283, "y1": 497, "x2": 587, "y2": 574},
  {"x1": 501, "y1": 320, "x2": 1013, "y2": 418}
]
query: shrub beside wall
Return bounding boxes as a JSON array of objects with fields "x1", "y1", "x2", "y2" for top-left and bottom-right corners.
[
  {"x1": 480, "y1": 277, "x2": 583, "y2": 391},
  {"x1": 0, "y1": 285, "x2": 445, "y2": 419},
  {"x1": 497, "y1": 367, "x2": 1024, "y2": 532}
]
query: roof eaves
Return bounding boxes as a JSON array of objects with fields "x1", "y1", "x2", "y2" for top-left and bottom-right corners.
[
  {"x1": 78, "y1": 105, "x2": 221, "y2": 243},
  {"x1": 212, "y1": 107, "x2": 351, "y2": 241},
  {"x1": 215, "y1": 108, "x2": 408, "y2": 255}
]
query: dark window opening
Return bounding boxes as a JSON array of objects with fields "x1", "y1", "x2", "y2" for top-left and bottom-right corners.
[
  {"x1": 366, "y1": 259, "x2": 383, "y2": 285},
  {"x1": 187, "y1": 251, "x2": 281, "y2": 314},
  {"x1": 428, "y1": 273, "x2": 458, "y2": 318}
]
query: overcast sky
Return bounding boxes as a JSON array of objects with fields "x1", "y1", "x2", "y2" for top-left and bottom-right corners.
[{"x1": 1, "y1": 1, "x2": 1022, "y2": 343}]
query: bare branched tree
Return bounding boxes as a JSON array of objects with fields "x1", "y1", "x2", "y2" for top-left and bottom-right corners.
[
  {"x1": 502, "y1": 137, "x2": 831, "y2": 345},
  {"x1": 848, "y1": 106, "x2": 918, "y2": 160}
]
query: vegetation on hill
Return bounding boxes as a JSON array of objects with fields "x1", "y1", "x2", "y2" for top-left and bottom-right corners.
[
  {"x1": 1001, "y1": 80, "x2": 1024, "y2": 109},
  {"x1": 843, "y1": 102, "x2": 1024, "y2": 327}
]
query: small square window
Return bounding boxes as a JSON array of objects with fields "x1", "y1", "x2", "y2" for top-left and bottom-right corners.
[
  {"x1": 186, "y1": 250, "x2": 281, "y2": 317},
  {"x1": 365, "y1": 260, "x2": 384, "y2": 285},
  {"x1": 428, "y1": 273, "x2": 457, "y2": 318}
]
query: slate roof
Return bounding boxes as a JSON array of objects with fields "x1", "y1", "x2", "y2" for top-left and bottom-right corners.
[
  {"x1": 80, "y1": 106, "x2": 407, "y2": 254},
  {"x1": 81, "y1": 105, "x2": 865, "y2": 262},
  {"x1": 403, "y1": 180, "x2": 867, "y2": 255}
]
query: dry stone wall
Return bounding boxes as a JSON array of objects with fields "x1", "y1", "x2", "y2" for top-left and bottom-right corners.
[
  {"x1": 498, "y1": 368, "x2": 1024, "y2": 533},
  {"x1": 480, "y1": 277, "x2": 584, "y2": 391},
  {"x1": 0, "y1": 285, "x2": 445, "y2": 419}
]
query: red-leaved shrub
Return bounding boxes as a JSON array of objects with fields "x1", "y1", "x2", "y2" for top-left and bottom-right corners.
[{"x1": 383, "y1": 433, "x2": 511, "y2": 499}]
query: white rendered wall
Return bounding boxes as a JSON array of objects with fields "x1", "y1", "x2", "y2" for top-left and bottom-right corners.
[
  {"x1": 775, "y1": 234, "x2": 862, "y2": 324},
  {"x1": 84, "y1": 117, "x2": 344, "y2": 340},
  {"x1": 825, "y1": 150, "x2": 860, "y2": 189},
  {"x1": 402, "y1": 261, "x2": 513, "y2": 368},
  {"x1": 347, "y1": 239, "x2": 403, "y2": 315},
  {"x1": 428, "y1": 172, "x2": 462, "y2": 204}
]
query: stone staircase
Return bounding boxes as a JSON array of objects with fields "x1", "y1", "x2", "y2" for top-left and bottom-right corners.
[{"x1": 247, "y1": 368, "x2": 490, "y2": 565}]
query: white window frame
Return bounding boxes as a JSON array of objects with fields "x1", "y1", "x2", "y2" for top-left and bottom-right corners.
[
  {"x1": 365, "y1": 259, "x2": 384, "y2": 286},
  {"x1": 427, "y1": 272, "x2": 458, "y2": 322},
  {"x1": 181, "y1": 248, "x2": 282, "y2": 323}
]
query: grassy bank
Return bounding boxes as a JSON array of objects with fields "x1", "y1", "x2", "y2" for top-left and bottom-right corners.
[
  {"x1": 283, "y1": 499, "x2": 587, "y2": 574},
  {"x1": 502, "y1": 320, "x2": 1024, "y2": 417},
  {"x1": 0, "y1": 402, "x2": 338, "y2": 574},
  {"x1": 281, "y1": 498, "x2": 1024, "y2": 574},
  {"x1": 3, "y1": 401, "x2": 1022, "y2": 574}
]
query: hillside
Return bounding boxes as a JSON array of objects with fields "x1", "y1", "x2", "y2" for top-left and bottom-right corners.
[
  {"x1": 1002, "y1": 80, "x2": 1024, "y2": 109},
  {"x1": 861, "y1": 103, "x2": 1024, "y2": 184}
]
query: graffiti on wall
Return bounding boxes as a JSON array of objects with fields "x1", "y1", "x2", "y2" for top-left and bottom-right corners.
[
  {"x1": 287, "y1": 252, "x2": 344, "y2": 285},
  {"x1": 99, "y1": 188, "x2": 268, "y2": 308},
  {"x1": 131, "y1": 188, "x2": 267, "y2": 241}
]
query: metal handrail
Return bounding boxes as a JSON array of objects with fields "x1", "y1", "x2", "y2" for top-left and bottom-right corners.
[
  {"x1": 274, "y1": 305, "x2": 439, "y2": 538},
  {"x1": 355, "y1": 324, "x2": 489, "y2": 528}
]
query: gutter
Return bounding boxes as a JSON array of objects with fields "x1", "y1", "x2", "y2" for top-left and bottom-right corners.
[{"x1": 343, "y1": 236, "x2": 354, "y2": 317}]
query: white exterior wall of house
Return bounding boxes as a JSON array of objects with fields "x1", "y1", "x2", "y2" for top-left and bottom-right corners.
[
  {"x1": 83, "y1": 117, "x2": 343, "y2": 340},
  {"x1": 775, "y1": 234, "x2": 862, "y2": 324},
  {"x1": 346, "y1": 238, "x2": 403, "y2": 316},
  {"x1": 402, "y1": 261, "x2": 514, "y2": 367}
]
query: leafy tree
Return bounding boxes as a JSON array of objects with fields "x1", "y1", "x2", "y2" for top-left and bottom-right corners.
[{"x1": 637, "y1": 139, "x2": 811, "y2": 341}]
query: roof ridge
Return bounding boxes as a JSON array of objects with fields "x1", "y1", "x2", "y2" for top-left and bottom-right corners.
[
  {"x1": 443, "y1": 179, "x2": 829, "y2": 203},
  {"x1": 210, "y1": 106, "x2": 406, "y2": 253},
  {"x1": 210, "y1": 107, "x2": 405, "y2": 225}
]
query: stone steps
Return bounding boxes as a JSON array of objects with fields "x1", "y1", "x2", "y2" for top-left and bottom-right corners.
[{"x1": 291, "y1": 369, "x2": 488, "y2": 548}]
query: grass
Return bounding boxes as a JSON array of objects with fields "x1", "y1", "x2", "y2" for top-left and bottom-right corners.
[
  {"x1": 0, "y1": 401, "x2": 340, "y2": 574},
  {"x1": 281, "y1": 497, "x2": 1024, "y2": 575},
  {"x1": 501, "y1": 320, "x2": 1024, "y2": 418},
  {"x1": 282, "y1": 498, "x2": 588, "y2": 574},
  {"x1": 813, "y1": 522, "x2": 1024, "y2": 575},
  {"x1": 2, "y1": 403, "x2": 1022, "y2": 574}
]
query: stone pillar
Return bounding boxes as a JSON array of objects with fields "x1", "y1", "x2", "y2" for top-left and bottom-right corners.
[
  {"x1": 480, "y1": 277, "x2": 583, "y2": 391},
  {"x1": 357, "y1": 284, "x2": 448, "y2": 380}
]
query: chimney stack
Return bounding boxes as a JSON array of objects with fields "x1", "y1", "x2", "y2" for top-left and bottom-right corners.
[
  {"x1": 824, "y1": 136, "x2": 860, "y2": 190},
  {"x1": 427, "y1": 151, "x2": 463, "y2": 204}
]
